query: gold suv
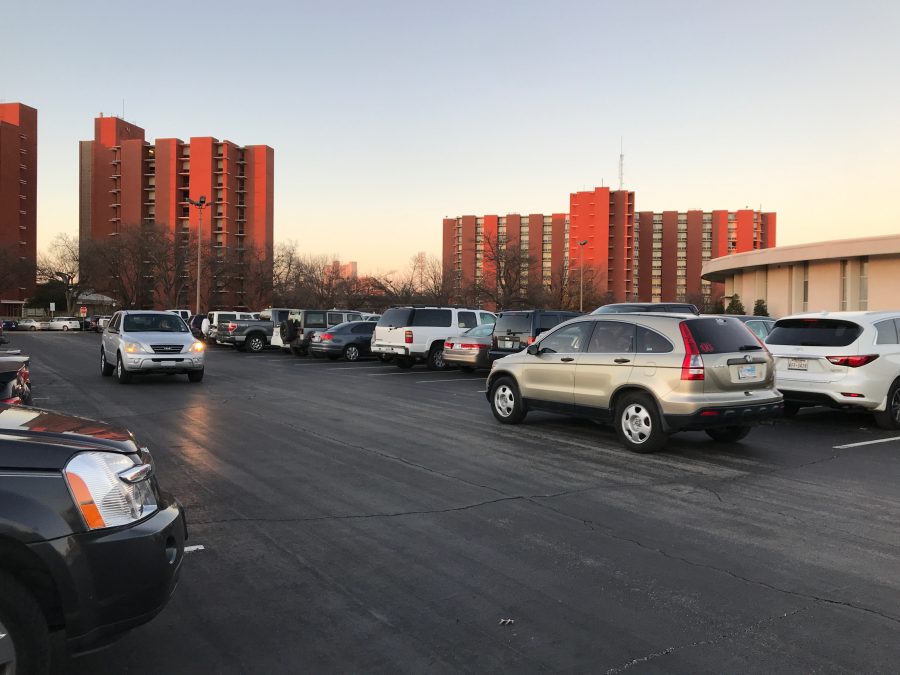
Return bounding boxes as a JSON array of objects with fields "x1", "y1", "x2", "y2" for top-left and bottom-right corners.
[{"x1": 486, "y1": 314, "x2": 783, "y2": 453}]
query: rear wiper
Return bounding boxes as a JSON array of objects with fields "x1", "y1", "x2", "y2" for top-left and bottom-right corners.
[{"x1": 738, "y1": 344, "x2": 763, "y2": 351}]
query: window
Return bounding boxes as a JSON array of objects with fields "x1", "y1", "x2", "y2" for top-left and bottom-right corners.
[
  {"x1": 682, "y1": 317, "x2": 762, "y2": 353},
  {"x1": 875, "y1": 320, "x2": 899, "y2": 345},
  {"x1": 840, "y1": 259, "x2": 849, "y2": 311},
  {"x1": 802, "y1": 262, "x2": 809, "y2": 312},
  {"x1": 378, "y1": 308, "x2": 413, "y2": 327},
  {"x1": 411, "y1": 309, "x2": 452, "y2": 327},
  {"x1": 351, "y1": 323, "x2": 375, "y2": 335},
  {"x1": 537, "y1": 322, "x2": 592, "y2": 354},
  {"x1": 327, "y1": 312, "x2": 345, "y2": 326},
  {"x1": 767, "y1": 319, "x2": 863, "y2": 347},
  {"x1": 457, "y1": 311, "x2": 477, "y2": 329},
  {"x1": 110, "y1": 313, "x2": 121, "y2": 331},
  {"x1": 465, "y1": 324, "x2": 494, "y2": 338},
  {"x1": 123, "y1": 313, "x2": 187, "y2": 333},
  {"x1": 586, "y1": 321, "x2": 635, "y2": 353},
  {"x1": 859, "y1": 257, "x2": 868, "y2": 310},
  {"x1": 305, "y1": 312, "x2": 327, "y2": 328},
  {"x1": 538, "y1": 313, "x2": 559, "y2": 332},
  {"x1": 635, "y1": 326, "x2": 674, "y2": 353}
]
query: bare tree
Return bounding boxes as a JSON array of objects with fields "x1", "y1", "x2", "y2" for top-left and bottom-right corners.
[
  {"x1": 85, "y1": 228, "x2": 151, "y2": 309},
  {"x1": 36, "y1": 234, "x2": 92, "y2": 314}
]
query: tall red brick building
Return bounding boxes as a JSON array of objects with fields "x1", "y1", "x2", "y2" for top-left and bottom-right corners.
[
  {"x1": 442, "y1": 185, "x2": 776, "y2": 307},
  {"x1": 79, "y1": 115, "x2": 273, "y2": 310},
  {"x1": 0, "y1": 103, "x2": 37, "y2": 314}
]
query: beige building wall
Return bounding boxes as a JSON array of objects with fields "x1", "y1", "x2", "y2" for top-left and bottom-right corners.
[
  {"x1": 869, "y1": 258, "x2": 897, "y2": 310},
  {"x1": 808, "y1": 260, "x2": 841, "y2": 312}
]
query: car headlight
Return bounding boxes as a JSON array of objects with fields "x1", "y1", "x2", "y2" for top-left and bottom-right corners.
[
  {"x1": 123, "y1": 341, "x2": 149, "y2": 354},
  {"x1": 64, "y1": 452, "x2": 158, "y2": 530},
  {"x1": 189, "y1": 341, "x2": 205, "y2": 352}
]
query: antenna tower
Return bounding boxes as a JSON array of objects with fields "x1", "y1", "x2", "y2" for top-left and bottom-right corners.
[{"x1": 618, "y1": 137, "x2": 624, "y2": 191}]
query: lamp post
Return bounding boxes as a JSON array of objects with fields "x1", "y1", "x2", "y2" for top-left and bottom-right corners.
[
  {"x1": 187, "y1": 196, "x2": 209, "y2": 316},
  {"x1": 577, "y1": 240, "x2": 588, "y2": 312}
]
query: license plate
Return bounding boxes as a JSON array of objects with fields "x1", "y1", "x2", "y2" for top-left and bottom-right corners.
[
  {"x1": 738, "y1": 364, "x2": 758, "y2": 379},
  {"x1": 788, "y1": 358, "x2": 808, "y2": 371},
  {"x1": 161, "y1": 360, "x2": 176, "y2": 367}
]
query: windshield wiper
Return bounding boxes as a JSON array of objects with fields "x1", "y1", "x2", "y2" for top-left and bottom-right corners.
[{"x1": 738, "y1": 344, "x2": 763, "y2": 351}]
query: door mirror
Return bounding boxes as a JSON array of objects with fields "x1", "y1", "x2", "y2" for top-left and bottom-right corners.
[{"x1": 526, "y1": 343, "x2": 539, "y2": 356}]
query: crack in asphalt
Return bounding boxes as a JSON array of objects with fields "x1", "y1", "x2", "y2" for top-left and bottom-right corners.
[{"x1": 603, "y1": 605, "x2": 812, "y2": 674}]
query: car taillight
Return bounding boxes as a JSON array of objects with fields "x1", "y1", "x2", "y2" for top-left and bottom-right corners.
[
  {"x1": 460, "y1": 343, "x2": 483, "y2": 350},
  {"x1": 526, "y1": 336, "x2": 536, "y2": 345},
  {"x1": 17, "y1": 366, "x2": 28, "y2": 384},
  {"x1": 405, "y1": 330, "x2": 413, "y2": 344},
  {"x1": 227, "y1": 322, "x2": 237, "y2": 332},
  {"x1": 1, "y1": 397, "x2": 21, "y2": 404},
  {"x1": 321, "y1": 333, "x2": 333, "y2": 341},
  {"x1": 679, "y1": 321, "x2": 704, "y2": 381},
  {"x1": 444, "y1": 341, "x2": 453, "y2": 349},
  {"x1": 826, "y1": 354, "x2": 879, "y2": 368}
]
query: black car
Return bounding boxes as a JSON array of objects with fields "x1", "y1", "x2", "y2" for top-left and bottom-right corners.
[
  {"x1": 309, "y1": 320, "x2": 375, "y2": 361},
  {"x1": 592, "y1": 302, "x2": 700, "y2": 315},
  {"x1": 490, "y1": 310, "x2": 582, "y2": 361},
  {"x1": 0, "y1": 355, "x2": 31, "y2": 405},
  {"x1": 2, "y1": 320, "x2": 18, "y2": 332},
  {"x1": 0, "y1": 405, "x2": 186, "y2": 672}
]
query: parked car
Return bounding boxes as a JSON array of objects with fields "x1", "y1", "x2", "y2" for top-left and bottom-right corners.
[
  {"x1": 47, "y1": 317, "x2": 81, "y2": 331},
  {"x1": 100, "y1": 310, "x2": 206, "y2": 383},
  {"x1": 205, "y1": 311, "x2": 257, "y2": 343},
  {"x1": 309, "y1": 321, "x2": 376, "y2": 361},
  {"x1": 97, "y1": 316, "x2": 112, "y2": 331},
  {"x1": 491, "y1": 309, "x2": 582, "y2": 362},
  {"x1": 371, "y1": 307, "x2": 496, "y2": 369},
  {"x1": 2, "y1": 320, "x2": 18, "y2": 332},
  {"x1": 167, "y1": 309, "x2": 191, "y2": 322},
  {"x1": 593, "y1": 302, "x2": 700, "y2": 315},
  {"x1": 765, "y1": 311, "x2": 900, "y2": 428},
  {"x1": 0, "y1": 355, "x2": 30, "y2": 404},
  {"x1": 728, "y1": 315, "x2": 776, "y2": 340},
  {"x1": 486, "y1": 314, "x2": 783, "y2": 453},
  {"x1": 0, "y1": 324, "x2": 5, "y2": 345},
  {"x1": 283, "y1": 309, "x2": 364, "y2": 356},
  {"x1": 187, "y1": 314, "x2": 206, "y2": 339},
  {"x1": 444, "y1": 324, "x2": 496, "y2": 371},
  {"x1": 361, "y1": 313, "x2": 381, "y2": 322},
  {"x1": 0, "y1": 404, "x2": 186, "y2": 671},
  {"x1": 19, "y1": 319, "x2": 49, "y2": 331},
  {"x1": 216, "y1": 308, "x2": 299, "y2": 353}
]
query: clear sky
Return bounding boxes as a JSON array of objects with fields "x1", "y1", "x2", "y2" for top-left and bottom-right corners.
[{"x1": 4, "y1": 0, "x2": 899, "y2": 274}]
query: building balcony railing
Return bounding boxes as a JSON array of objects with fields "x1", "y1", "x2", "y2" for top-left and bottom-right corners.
[
  {"x1": 110, "y1": 159, "x2": 120, "y2": 165},
  {"x1": 109, "y1": 188, "x2": 120, "y2": 193},
  {"x1": 111, "y1": 174, "x2": 121, "y2": 179},
  {"x1": 109, "y1": 217, "x2": 120, "y2": 222}
]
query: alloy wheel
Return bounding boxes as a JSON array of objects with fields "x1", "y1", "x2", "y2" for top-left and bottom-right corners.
[
  {"x1": 0, "y1": 617, "x2": 15, "y2": 675},
  {"x1": 345, "y1": 345, "x2": 359, "y2": 361},
  {"x1": 621, "y1": 403, "x2": 652, "y2": 445},
  {"x1": 892, "y1": 388, "x2": 900, "y2": 425},
  {"x1": 493, "y1": 385, "x2": 516, "y2": 418}
]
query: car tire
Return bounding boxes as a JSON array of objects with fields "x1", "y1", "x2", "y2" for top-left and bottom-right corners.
[
  {"x1": 705, "y1": 425, "x2": 753, "y2": 442},
  {"x1": 614, "y1": 393, "x2": 667, "y2": 453},
  {"x1": 343, "y1": 345, "x2": 361, "y2": 362},
  {"x1": 395, "y1": 356, "x2": 414, "y2": 369},
  {"x1": 783, "y1": 402, "x2": 801, "y2": 418},
  {"x1": 188, "y1": 370, "x2": 204, "y2": 383},
  {"x1": 246, "y1": 335, "x2": 265, "y2": 353},
  {"x1": 116, "y1": 353, "x2": 132, "y2": 384},
  {"x1": 30, "y1": 326, "x2": 36, "y2": 331},
  {"x1": 0, "y1": 570, "x2": 51, "y2": 675},
  {"x1": 377, "y1": 353, "x2": 394, "y2": 363},
  {"x1": 100, "y1": 349, "x2": 114, "y2": 376},
  {"x1": 62, "y1": 325, "x2": 69, "y2": 331},
  {"x1": 874, "y1": 379, "x2": 900, "y2": 430},
  {"x1": 460, "y1": 366, "x2": 476, "y2": 373},
  {"x1": 489, "y1": 377, "x2": 526, "y2": 424},
  {"x1": 427, "y1": 345, "x2": 446, "y2": 370}
]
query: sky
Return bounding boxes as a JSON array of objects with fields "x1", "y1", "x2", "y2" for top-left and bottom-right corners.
[{"x1": 4, "y1": 0, "x2": 899, "y2": 275}]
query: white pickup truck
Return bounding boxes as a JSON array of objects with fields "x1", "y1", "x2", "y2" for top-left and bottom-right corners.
[{"x1": 371, "y1": 306, "x2": 496, "y2": 369}]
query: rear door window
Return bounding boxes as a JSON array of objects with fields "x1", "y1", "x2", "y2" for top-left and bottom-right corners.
[
  {"x1": 306, "y1": 311, "x2": 327, "y2": 328},
  {"x1": 411, "y1": 309, "x2": 452, "y2": 327},
  {"x1": 766, "y1": 319, "x2": 863, "y2": 347},
  {"x1": 683, "y1": 317, "x2": 761, "y2": 353},
  {"x1": 378, "y1": 308, "x2": 413, "y2": 327},
  {"x1": 495, "y1": 313, "x2": 532, "y2": 335},
  {"x1": 327, "y1": 312, "x2": 344, "y2": 326},
  {"x1": 586, "y1": 321, "x2": 635, "y2": 353},
  {"x1": 458, "y1": 311, "x2": 477, "y2": 329}
]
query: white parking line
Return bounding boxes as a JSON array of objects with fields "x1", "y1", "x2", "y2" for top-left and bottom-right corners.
[
  {"x1": 329, "y1": 365, "x2": 392, "y2": 370},
  {"x1": 416, "y1": 378, "x2": 483, "y2": 384},
  {"x1": 833, "y1": 436, "x2": 900, "y2": 449},
  {"x1": 368, "y1": 371, "x2": 422, "y2": 376},
  {"x1": 184, "y1": 544, "x2": 206, "y2": 553}
]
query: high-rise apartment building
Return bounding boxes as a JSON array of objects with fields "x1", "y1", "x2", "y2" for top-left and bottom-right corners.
[
  {"x1": 442, "y1": 185, "x2": 776, "y2": 307},
  {"x1": 79, "y1": 115, "x2": 273, "y2": 310},
  {"x1": 0, "y1": 103, "x2": 37, "y2": 313},
  {"x1": 634, "y1": 210, "x2": 776, "y2": 301}
]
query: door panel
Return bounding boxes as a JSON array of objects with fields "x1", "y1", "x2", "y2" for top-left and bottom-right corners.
[
  {"x1": 520, "y1": 322, "x2": 592, "y2": 407},
  {"x1": 574, "y1": 321, "x2": 635, "y2": 410}
]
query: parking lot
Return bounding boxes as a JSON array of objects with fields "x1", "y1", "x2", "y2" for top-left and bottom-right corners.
[{"x1": 11, "y1": 330, "x2": 900, "y2": 673}]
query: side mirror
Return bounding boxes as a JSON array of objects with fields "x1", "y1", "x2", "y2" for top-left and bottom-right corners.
[{"x1": 526, "y1": 343, "x2": 539, "y2": 356}]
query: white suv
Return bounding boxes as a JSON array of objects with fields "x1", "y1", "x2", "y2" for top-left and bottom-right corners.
[
  {"x1": 371, "y1": 307, "x2": 496, "y2": 369},
  {"x1": 766, "y1": 311, "x2": 900, "y2": 428}
]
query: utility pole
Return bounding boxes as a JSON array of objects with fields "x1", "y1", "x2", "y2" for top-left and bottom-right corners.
[{"x1": 188, "y1": 196, "x2": 209, "y2": 315}]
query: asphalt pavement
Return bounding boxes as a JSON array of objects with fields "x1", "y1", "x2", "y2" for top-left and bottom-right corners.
[{"x1": 9, "y1": 331, "x2": 900, "y2": 674}]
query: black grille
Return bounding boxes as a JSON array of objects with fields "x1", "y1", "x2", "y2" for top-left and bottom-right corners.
[{"x1": 150, "y1": 344, "x2": 183, "y2": 354}]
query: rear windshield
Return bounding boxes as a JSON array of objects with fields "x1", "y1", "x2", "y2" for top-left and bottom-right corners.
[
  {"x1": 682, "y1": 317, "x2": 760, "y2": 354},
  {"x1": 766, "y1": 319, "x2": 863, "y2": 347},
  {"x1": 378, "y1": 308, "x2": 413, "y2": 327},
  {"x1": 495, "y1": 313, "x2": 533, "y2": 334}
]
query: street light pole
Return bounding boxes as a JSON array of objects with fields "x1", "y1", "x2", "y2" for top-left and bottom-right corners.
[
  {"x1": 577, "y1": 240, "x2": 588, "y2": 312},
  {"x1": 187, "y1": 196, "x2": 208, "y2": 316}
]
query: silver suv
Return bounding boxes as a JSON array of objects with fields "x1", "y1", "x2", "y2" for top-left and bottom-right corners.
[
  {"x1": 486, "y1": 314, "x2": 782, "y2": 453},
  {"x1": 100, "y1": 311, "x2": 206, "y2": 384}
]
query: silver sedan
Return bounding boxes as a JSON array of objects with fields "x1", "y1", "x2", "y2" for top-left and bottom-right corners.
[{"x1": 443, "y1": 324, "x2": 495, "y2": 372}]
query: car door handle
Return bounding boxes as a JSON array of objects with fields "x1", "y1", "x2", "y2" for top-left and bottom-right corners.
[
  {"x1": 614, "y1": 358, "x2": 631, "y2": 364},
  {"x1": 560, "y1": 357, "x2": 575, "y2": 362}
]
